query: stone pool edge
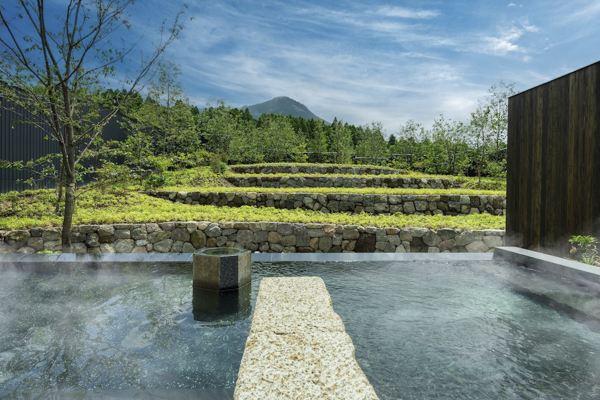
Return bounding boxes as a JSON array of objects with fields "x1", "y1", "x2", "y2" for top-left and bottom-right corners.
[
  {"x1": 0, "y1": 251, "x2": 495, "y2": 264},
  {"x1": 493, "y1": 246, "x2": 600, "y2": 286}
]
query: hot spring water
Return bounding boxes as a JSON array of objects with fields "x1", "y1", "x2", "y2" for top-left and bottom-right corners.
[{"x1": 1, "y1": 258, "x2": 599, "y2": 399}]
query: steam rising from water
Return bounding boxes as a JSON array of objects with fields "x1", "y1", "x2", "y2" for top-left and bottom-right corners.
[{"x1": 0, "y1": 263, "x2": 251, "y2": 395}]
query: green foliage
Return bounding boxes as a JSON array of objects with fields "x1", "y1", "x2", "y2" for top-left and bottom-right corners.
[
  {"x1": 0, "y1": 188, "x2": 505, "y2": 231},
  {"x1": 0, "y1": 153, "x2": 61, "y2": 190},
  {"x1": 172, "y1": 185, "x2": 505, "y2": 197},
  {"x1": 199, "y1": 101, "x2": 248, "y2": 157},
  {"x1": 390, "y1": 120, "x2": 427, "y2": 170},
  {"x1": 354, "y1": 122, "x2": 390, "y2": 165},
  {"x1": 328, "y1": 119, "x2": 354, "y2": 164},
  {"x1": 163, "y1": 166, "x2": 225, "y2": 187},
  {"x1": 0, "y1": 1, "x2": 186, "y2": 245},
  {"x1": 255, "y1": 114, "x2": 307, "y2": 163},
  {"x1": 210, "y1": 155, "x2": 228, "y2": 175},
  {"x1": 143, "y1": 174, "x2": 168, "y2": 190},
  {"x1": 569, "y1": 235, "x2": 599, "y2": 265}
]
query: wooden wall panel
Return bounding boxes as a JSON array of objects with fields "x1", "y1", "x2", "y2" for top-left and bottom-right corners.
[{"x1": 507, "y1": 61, "x2": 600, "y2": 255}]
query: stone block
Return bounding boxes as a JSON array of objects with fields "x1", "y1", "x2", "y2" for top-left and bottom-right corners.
[
  {"x1": 42, "y1": 228, "x2": 61, "y2": 242},
  {"x1": 454, "y1": 231, "x2": 475, "y2": 246},
  {"x1": 342, "y1": 226, "x2": 360, "y2": 240},
  {"x1": 98, "y1": 225, "x2": 116, "y2": 236},
  {"x1": 483, "y1": 235, "x2": 504, "y2": 248},
  {"x1": 27, "y1": 237, "x2": 44, "y2": 251},
  {"x1": 154, "y1": 239, "x2": 174, "y2": 253},
  {"x1": 148, "y1": 230, "x2": 171, "y2": 244},
  {"x1": 114, "y1": 229, "x2": 131, "y2": 239},
  {"x1": 423, "y1": 231, "x2": 441, "y2": 246},
  {"x1": 191, "y1": 230, "x2": 207, "y2": 249},
  {"x1": 466, "y1": 241, "x2": 489, "y2": 253},
  {"x1": 100, "y1": 243, "x2": 116, "y2": 253},
  {"x1": 115, "y1": 239, "x2": 135, "y2": 253},
  {"x1": 205, "y1": 223, "x2": 222, "y2": 238},
  {"x1": 281, "y1": 235, "x2": 297, "y2": 247},
  {"x1": 319, "y1": 237, "x2": 333, "y2": 252}
]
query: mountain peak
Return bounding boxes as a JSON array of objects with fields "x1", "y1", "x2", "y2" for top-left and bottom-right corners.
[{"x1": 242, "y1": 96, "x2": 326, "y2": 123}]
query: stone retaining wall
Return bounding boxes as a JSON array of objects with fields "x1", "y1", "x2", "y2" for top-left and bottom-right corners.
[
  {"x1": 230, "y1": 165, "x2": 404, "y2": 176},
  {"x1": 226, "y1": 176, "x2": 457, "y2": 189},
  {"x1": 0, "y1": 222, "x2": 505, "y2": 254},
  {"x1": 144, "y1": 190, "x2": 506, "y2": 216}
]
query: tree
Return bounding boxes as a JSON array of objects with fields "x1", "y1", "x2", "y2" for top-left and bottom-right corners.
[
  {"x1": 387, "y1": 134, "x2": 397, "y2": 147},
  {"x1": 199, "y1": 101, "x2": 245, "y2": 158},
  {"x1": 0, "y1": 1, "x2": 186, "y2": 247},
  {"x1": 469, "y1": 106, "x2": 491, "y2": 184},
  {"x1": 467, "y1": 81, "x2": 515, "y2": 182},
  {"x1": 328, "y1": 119, "x2": 354, "y2": 164},
  {"x1": 123, "y1": 60, "x2": 198, "y2": 157},
  {"x1": 354, "y1": 122, "x2": 390, "y2": 165},
  {"x1": 255, "y1": 114, "x2": 307, "y2": 163},
  {"x1": 486, "y1": 81, "x2": 515, "y2": 151},
  {"x1": 307, "y1": 119, "x2": 328, "y2": 163},
  {"x1": 391, "y1": 120, "x2": 426, "y2": 170}
]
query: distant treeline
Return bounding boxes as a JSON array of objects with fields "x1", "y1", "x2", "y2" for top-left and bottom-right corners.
[{"x1": 99, "y1": 78, "x2": 514, "y2": 181}]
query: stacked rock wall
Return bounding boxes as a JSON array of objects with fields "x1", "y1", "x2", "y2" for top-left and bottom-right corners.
[
  {"x1": 230, "y1": 165, "x2": 405, "y2": 175},
  {"x1": 145, "y1": 191, "x2": 506, "y2": 216},
  {"x1": 226, "y1": 176, "x2": 457, "y2": 189},
  {"x1": 0, "y1": 222, "x2": 504, "y2": 254}
]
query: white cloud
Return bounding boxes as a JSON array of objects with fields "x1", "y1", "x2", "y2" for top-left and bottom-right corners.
[
  {"x1": 563, "y1": 1, "x2": 600, "y2": 22},
  {"x1": 476, "y1": 19, "x2": 540, "y2": 56},
  {"x1": 375, "y1": 6, "x2": 440, "y2": 19}
]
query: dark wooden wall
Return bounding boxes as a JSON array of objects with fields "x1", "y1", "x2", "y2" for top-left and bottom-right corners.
[
  {"x1": 506, "y1": 61, "x2": 600, "y2": 255},
  {"x1": 1, "y1": 96, "x2": 128, "y2": 193}
]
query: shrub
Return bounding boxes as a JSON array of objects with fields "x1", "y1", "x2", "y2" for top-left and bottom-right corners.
[
  {"x1": 143, "y1": 174, "x2": 168, "y2": 190},
  {"x1": 569, "y1": 235, "x2": 599, "y2": 265},
  {"x1": 210, "y1": 154, "x2": 228, "y2": 175}
]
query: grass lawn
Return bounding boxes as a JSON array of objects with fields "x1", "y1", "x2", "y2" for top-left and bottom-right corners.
[{"x1": 0, "y1": 166, "x2": 506, "y2": 231}]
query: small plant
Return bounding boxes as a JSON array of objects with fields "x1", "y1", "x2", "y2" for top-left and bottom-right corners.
[
  {"x1": 143, "y1": 174, "x2": 167, "y2": 190},
  {"x1": 210, "y1": 154, "x2": 228, "y2": 175},
  {"x1": 569, "y1": 235, "x2": 599, "y2": 265}
]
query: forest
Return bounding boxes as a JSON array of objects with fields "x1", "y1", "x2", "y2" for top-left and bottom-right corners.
[{"x1": 98, "y1": 61, "x2": 515, "y2": 183}]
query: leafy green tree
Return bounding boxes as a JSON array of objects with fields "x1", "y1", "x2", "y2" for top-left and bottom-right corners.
[
  {"x1": 255, "y1": 114, "x2": 307, "y2": 162},
  {"x1": 99, "y1": 88, "x2": 143, "y2": 115},
  {"x1": 228, "y1": 119, "x2": 262, "y2": 164},
  {"x1": 0, "y1": 1, "x2": 186, "y2": 247},
  {"x1": 142, "y1": 61, "x2": 197, "y2": 155},
  {"x1": 487, "y1": 81, "x2": 515, "y2": 151},
  {"x1": 469, "y1": 105, "x2": 491, "y2": 184},
  {"x1": 328, "y1": 119, "x2": 354, "y2": 164},
  {"x1": 199, "y1": 102, "x2": 242, "y2": 157},
  {"x1": 391, "y1": 120, "x2": 427, "y2": 170},
  {"x1": 307, "y1": 120, "x2": 328, "y2": 163},
  {"x1": 354, "y1": 122, "x2": 390, "y2": 165},
  {"x1": 388, "y1": 134, "x2": 397, "y2": 147},
  {"x1": 420, "y1": 116, "x2": 469, "y2": 175}
]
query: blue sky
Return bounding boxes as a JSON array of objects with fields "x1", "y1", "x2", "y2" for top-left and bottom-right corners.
[{"x1": 18, "y1": 1, "x2": 600, "y2": 133}]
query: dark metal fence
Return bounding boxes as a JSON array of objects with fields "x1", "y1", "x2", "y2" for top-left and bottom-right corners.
[{"x1": 0, "y1": 95, "x2": 128, "y2": 193}]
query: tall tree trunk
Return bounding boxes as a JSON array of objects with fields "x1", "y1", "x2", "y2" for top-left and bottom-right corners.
[
  {"x1": 61, "y1": 128, "x2": 76, "y2": 249},
  {"x1": 62, "y1": 171, "x2": 76, "y2": 249},
  {"x1": 55, "y1": 157, "x2": 65, "y2": 214}
]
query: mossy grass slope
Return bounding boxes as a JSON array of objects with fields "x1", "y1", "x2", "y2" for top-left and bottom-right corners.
[
  {"x1": 0, "y1": 188, "x2": 504, "y2": 230},
  {"x1": 1, "y1": 165, "x2": 506, "y2": 231},
  {"x1": 161, "y1": 185, "x2": 505, "y2": 197}
]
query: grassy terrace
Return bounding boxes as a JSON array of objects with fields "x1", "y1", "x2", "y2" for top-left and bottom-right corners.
[
  {"x1": 227, "y1": 162, "x2": 507, "y2": 191},
  {"x1": 161, "y1": 186, "x2": 505, "y2": 197},
  {"x1": 0, "y1": 166, "x2": 506, "y2": 231}
]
